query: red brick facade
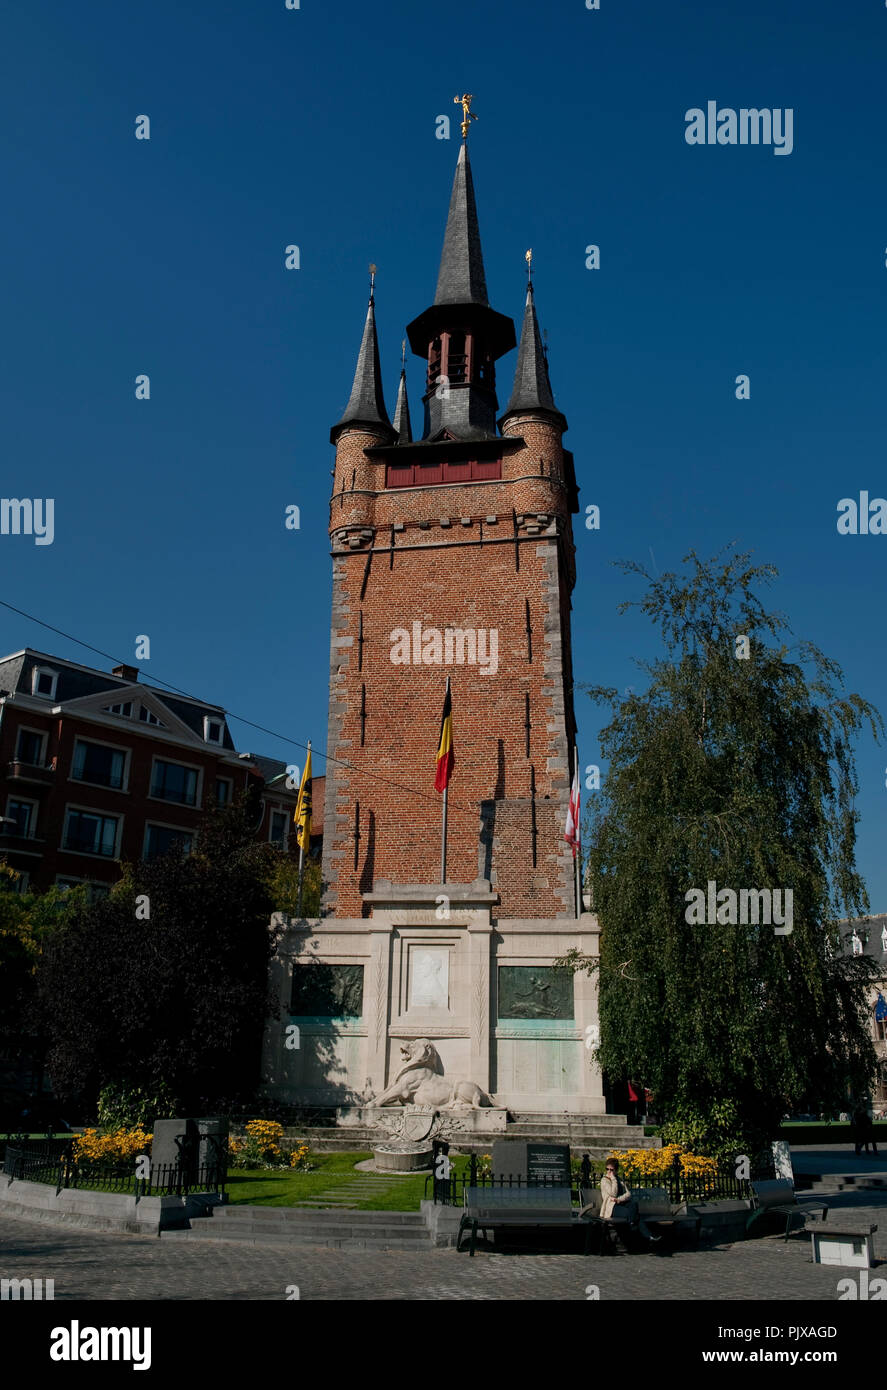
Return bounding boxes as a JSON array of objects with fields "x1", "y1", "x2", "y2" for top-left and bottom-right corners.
[{"x1": 322, "y1": 412, "x2": 579, "y2": 919}]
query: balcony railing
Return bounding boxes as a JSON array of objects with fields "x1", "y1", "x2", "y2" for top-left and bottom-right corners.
[
  {"x1": 6, "y1": 760, "x2": 55, "y2": 786},
  {"x1": 0, "y1": 832, "x2": 46, "y2": 855}
]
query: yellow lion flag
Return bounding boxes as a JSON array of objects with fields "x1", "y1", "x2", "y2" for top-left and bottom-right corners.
[{"x1": 294, "y1": 747, "x2": 312, "y2": 854}]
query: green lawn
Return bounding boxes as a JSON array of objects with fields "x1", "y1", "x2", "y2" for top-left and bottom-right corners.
[{"x1": 225, "y1": 1151, "x2": 480, "y2": 1212}]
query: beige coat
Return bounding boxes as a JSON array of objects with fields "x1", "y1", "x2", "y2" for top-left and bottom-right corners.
[{"x1": 600, "y1": 1173, "x2": 631, "y2": 1220}]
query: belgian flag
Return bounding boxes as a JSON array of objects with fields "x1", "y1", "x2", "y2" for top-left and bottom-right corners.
[
  {"x1": 294, "y1": 746, "x2": 313, "y2": 854},
  {"x1": 434, "y1": 683, "x2": 454, "y2": 792}
]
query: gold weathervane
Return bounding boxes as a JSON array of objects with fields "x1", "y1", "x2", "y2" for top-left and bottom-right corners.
[
  {"x1": 454, "y1": 93, "x2": 478, "y2": 141},
  {"x1": 369, "y1": 262, "x2": 377, "y2": 301},
  {"x1": 525, "y1": 248, "x2": 533, "y2": 281}
]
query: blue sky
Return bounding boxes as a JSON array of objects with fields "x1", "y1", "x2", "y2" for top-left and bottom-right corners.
[{"x1": 2, "y1": 0, "x2": 886, "y2": 905}]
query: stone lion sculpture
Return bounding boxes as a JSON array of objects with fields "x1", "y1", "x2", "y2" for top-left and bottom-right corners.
[{"x1": 371, "y1": 1039, "x2": 494, "y2": 1109}]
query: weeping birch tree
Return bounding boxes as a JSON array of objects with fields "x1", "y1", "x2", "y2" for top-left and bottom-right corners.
[{"x1": 562, "y1": 548, "x2": 882, "y2": 1156}]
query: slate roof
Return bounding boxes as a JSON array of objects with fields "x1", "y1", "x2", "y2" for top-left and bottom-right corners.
[
  {"x1": 0, "y1": 648, "x2": 236, "y2": 749},
  {"x1": 393, "y1": 368, "x2": 412, "y2": 444},
  {"x1": 502, "y1": 282, "x2": 561, "y2": 419},
  {"x1": 331, "y1": 297, "x2": 392, "y2": 442},
  {"x1": 434, "y1": 143, "x2": 489, "y2": 307}
]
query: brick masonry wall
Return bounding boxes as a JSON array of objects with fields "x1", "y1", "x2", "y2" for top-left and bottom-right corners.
[{"x1": 322, "y1": 419, "x2": 578, "y2": 920}]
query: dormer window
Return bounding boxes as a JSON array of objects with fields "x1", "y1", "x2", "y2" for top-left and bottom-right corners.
[
  {"x1": 104, "y1": 701, "x2": 133, "y2": 717},
  {"x1": 204, "y1": 716, "x2": 224, "y2": 744},
  {"x1": 138, "y1": 705, "x2": 164, "y2": 727},
  {"x1": 31, "y1": 666, "x2": 58, "y2": 700}
]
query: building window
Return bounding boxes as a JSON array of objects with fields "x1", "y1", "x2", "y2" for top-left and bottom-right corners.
[
  {"x1": 104, "y1": 701, "x2": 133, "y2": 717},
  {"x1": 852, "y1": 932, "x2": 864, "y2": 957},
  {"x1": 144, "y1": 824, "x2": 193, "y2": 860},
  {"x1": 9, "y1": 869, "x2": 29, "y2": 894},
  {"x1": 72, "y1": 739, "x2": 126, "y2": 790},
  {"x1": 138, "y1": 705, "x2": 164, "y2": 727},
  {"x1": 5, "y1": 799, "x2": 36, "y2": 837},
  {"x1": 31, "y1": 667, "x2": 58, "y2": 700},
  {"x1": 270, "y1": 810, "x2": 290, "y2": 848},
  {"x1": 63, "y1": 808, "x2": 119, "y2": 858},
  {"x1": 15, "y1": 728, "x2": 46, "y2": 765},
  {"x1": 150, "y1": 759, "x2": 198, "y2": 806},
  {"x1": 56, "y1": 877, "x2": 110, "y2": 903},
  {"x1": 204, "y1": 716, "x2": 224, "y2": 744},
  {"x1": 216, "y1": 777, "x2": 232, "y2": 806}
]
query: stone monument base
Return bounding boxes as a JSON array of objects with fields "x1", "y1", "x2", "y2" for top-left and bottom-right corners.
[{"x1": 336, "y1": 1105, "x2": 509, "y2": 1134}]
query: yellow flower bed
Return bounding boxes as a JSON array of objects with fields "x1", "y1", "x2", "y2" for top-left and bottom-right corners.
[
  {"x1": 606, "y1": 1144, "x2": 719, "y2": 1179},
  {"x1": 244, "y1": 1119, "x2": 284, "y2": 1156},
  {"x1": 288, "y1": 1143, "x2": 310, "y2": 1168},
  {"x1": 73, "y1": 1127, "x2": 153, "y2": 1165}
]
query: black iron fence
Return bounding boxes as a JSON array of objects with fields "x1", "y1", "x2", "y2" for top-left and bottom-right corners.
[
  {"x1": 426, "y1": 1153, "x2": 772, "y2": 1206},
  {"x1": 2, "y1": 1143, "x2": 226, "y2": 1198}
]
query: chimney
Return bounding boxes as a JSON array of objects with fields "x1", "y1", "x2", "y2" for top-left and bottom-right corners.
[{"x1": 111, "y1": 664, "x2": 140, "y2": 682}]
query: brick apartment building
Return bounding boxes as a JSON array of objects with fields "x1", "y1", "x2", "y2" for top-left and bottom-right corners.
[
  {"x1": 0, "y1": 648, "x2": 322, "y2": 896},
  {"x1": 843, "y1": 915, "x2": 887, "y2": 1115}
]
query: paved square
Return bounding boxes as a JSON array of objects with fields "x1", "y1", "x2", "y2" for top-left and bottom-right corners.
[{"x1": 1, "y1": 1187, "x2": 883, "y2": 1301}]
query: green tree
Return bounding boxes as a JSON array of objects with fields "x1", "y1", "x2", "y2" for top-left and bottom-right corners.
[
  {"x1": 266, "y1": 853, "x2": 323, "y2": 918},
  {"x1": 35, "y1": 798, "x2": 282, "y2": 1114},
  {"x1": 0, "y1": 864, "x2": 81, "y2": 1029},
  {"x1": 561, "y1": 548, "x2": 882, "y2": 1157}
]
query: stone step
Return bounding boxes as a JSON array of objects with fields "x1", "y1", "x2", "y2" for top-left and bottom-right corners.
[
  {"x1": 807, "y1": 1174, "x2": 887, "y2": 1193},
  {"x1": 177, "y1": 1227, "x2": 428, "y2": 1249},
  {"x1": 212, "y1": 1205, "x2": 423, "y2": 1226},
  {"x1": 201, "y1": 1218, "x2": 427, "y2": 1236}
]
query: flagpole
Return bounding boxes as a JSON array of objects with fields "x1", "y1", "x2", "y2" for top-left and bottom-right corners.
[
  {"x1": 440, "y1": 678, "x2": 450, "y2": 884},
  {"x1": 296, "y1": 740, "x2": 310, "y2": 917},
  {"x1": 574, "y1": 743, "x2": 581, "y2": 918}
]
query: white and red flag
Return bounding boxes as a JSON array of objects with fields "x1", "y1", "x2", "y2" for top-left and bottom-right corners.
[{"x1": 565, "y1": 762, "x2": 581, "y2": 857}]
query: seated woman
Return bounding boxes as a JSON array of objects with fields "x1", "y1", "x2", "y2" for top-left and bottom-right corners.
[{"x1": 599, "y1": 1158, "x2": 633, "y2": 1249}]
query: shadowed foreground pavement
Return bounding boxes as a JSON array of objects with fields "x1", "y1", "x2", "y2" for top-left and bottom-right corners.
[{"x1": 1, "y1": 1191, "x2": 884, "y2": 1300}]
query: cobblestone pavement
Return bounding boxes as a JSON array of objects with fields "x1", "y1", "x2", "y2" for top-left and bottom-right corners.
[{"x1": 1, "y1": 1194, "x2": 884, "y2": 1300}]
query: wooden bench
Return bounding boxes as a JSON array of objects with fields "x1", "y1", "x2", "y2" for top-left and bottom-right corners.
[
  {"x1": 457, "y1": 1185, "x2": 597, "y2": 1257},
  {"x1": 580, "y1": 1185, "x2": 702, "y2": 1250},
  {"x1": 746, "y1": 1179, "x2": 828, "y2": 1242}
]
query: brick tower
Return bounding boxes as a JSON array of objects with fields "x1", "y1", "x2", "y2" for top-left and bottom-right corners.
[{"x1": 322, "y1": 140, "x2": 580, "y2": 922}]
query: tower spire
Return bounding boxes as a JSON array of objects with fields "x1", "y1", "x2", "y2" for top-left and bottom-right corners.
[
  {"x1": 501, "y1": 273, "x2": 565, "y2": 427},
  {"x1": 433, "y1": 142, "x2": 489, "y2": 308},
  {"x1": 330, "y1": 271, "x2": 393, "y2": 444},
  {"x1": 393, "y1": 339, "x2": 412, "y2": 444},
  {"x1": 406, "y1": 138, "x2": 515, "y2": 440}
]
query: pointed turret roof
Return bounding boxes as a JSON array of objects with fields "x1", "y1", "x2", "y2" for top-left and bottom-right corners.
[
  {"x1": 501, "y1": 282, "x2": 564, "y2": 426},
  {"x1": 331, "y1": 295, "x2": 393, "y2": 443},
  {"x1": 393, "y1": 368, "x2": 412, "y2": 444},
  {"x1": 406, "y1": 146, "x2": 515, "y2": 372},
  {"x1": 433, "y1": 143, "x2": 489, "y2": 307}
]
